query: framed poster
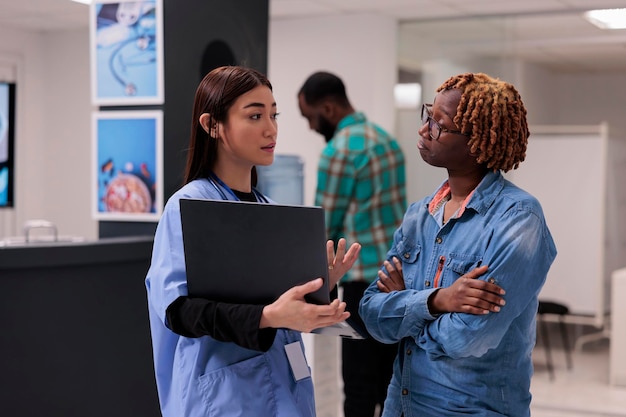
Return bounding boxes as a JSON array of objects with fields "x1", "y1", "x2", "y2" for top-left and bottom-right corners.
[
  {"x1": 92, "y1": 110, "x2": 163, "y2": 221},
  {"x1": 90, "y1": 0, "x2": 164, "y2": 105}
]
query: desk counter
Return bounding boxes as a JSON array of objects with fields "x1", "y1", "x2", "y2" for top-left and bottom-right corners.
[{"x1": 0, "y1": 236, "x2": 161, "y2": 417}]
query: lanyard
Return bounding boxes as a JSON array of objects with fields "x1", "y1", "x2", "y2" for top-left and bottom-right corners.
[{"x1": 208, "y1": 172, "x2": 268, "y2": 203}]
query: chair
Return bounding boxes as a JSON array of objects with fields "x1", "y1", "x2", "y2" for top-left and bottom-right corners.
[{"x1": 537, "y1": 300, "x2": 573, "y2": 380}]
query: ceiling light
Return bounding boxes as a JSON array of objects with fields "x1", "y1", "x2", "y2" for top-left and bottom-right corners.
[
  {"x1": 71, "y1": 0, "x2": 92, "y2": 5},
  {"x1": 584, "y1": 8, "x2": 626, "y2": 29}
]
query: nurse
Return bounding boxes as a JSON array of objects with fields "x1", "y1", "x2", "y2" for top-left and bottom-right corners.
[{"x1": 145, "y1": 65, "x2": 360, "y2": 417}]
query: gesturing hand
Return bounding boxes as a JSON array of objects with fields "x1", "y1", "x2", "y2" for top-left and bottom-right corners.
[
  {"x1": 377, "y1": 257, "x2": 405, "y2": 293},
  {"x1": 327, "y1": 238, "x2": 361, "y2": 290},
  {"x1": 260, "y1": 278, "x2": 351, "y2": 332},
  {"x1": 429, "y1": 265, "x2": 506, "y2": 315}
]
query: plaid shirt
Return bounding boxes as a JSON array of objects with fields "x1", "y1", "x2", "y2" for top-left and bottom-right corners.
[{"x1": 315, "y1": 112, "x2": 406, "y2": 284}]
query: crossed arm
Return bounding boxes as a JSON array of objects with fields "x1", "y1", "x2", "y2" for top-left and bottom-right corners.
[{"x1": 376, "y1": 257, "x2": 505, "y2": 315}]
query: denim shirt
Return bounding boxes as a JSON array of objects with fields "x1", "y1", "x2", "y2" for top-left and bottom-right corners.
[
  {"x1": 145, "y1": 178, "x2": 315, "y2": 417},
  {"x1": 359, "y1": 171, "x2": 556, "y2": 417}
]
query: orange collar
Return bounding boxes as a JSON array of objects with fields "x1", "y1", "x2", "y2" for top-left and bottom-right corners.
[{"x1": 428, "y1": 182, "x2": 475, "y2": 219}]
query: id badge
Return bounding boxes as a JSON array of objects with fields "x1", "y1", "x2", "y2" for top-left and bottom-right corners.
[{"x1": 284, "y1": 341, "x2": 311, "y2": 382}]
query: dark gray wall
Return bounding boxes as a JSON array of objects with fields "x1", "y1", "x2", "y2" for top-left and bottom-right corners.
[{"x1": 100, "y1": 0, "x2": 269, "y2": 238}]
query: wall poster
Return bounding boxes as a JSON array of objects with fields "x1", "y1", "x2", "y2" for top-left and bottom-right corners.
[
  {"x1": 90, "y1": 0, "x2": 164, "y2": 105},
  {"x1": 92, "y1": 110, "x2": 163, "y2": 221}
]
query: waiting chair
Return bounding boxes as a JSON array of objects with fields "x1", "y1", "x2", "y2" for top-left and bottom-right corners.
[{"x1": 536, "y1": 300, "x2": 573, "y2": 380}]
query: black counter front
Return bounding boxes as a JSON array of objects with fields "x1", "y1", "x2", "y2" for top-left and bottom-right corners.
[{"x1": 0, "y1": 236, "x2": 161, "y2": 417}]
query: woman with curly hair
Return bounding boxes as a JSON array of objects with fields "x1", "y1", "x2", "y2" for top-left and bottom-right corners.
[{"x1": 360, "y1": 72, "x2": 557, "y2": 417}]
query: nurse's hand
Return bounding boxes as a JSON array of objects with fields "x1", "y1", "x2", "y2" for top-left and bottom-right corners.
[
  {"x1": 327, "y1": 238, "x2": 361, "y2": 290},
  {"x1": 377, "y1": 257, "x2": 405, "y2": 292},
  {"x1": 260, "y1": 278, "x2": 350, "y2": 332}
]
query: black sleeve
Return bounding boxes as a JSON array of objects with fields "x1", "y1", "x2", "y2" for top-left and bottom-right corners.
[{"x1": 165, "y1": 296, "x2": 277, "y2": 352}]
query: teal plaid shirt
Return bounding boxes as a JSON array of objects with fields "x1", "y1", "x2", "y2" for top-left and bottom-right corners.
[{"x1": 315, "y1": 112, "x2": 406, "y2": 284}]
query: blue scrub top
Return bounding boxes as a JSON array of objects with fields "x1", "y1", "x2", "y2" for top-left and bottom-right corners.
[{"x1": 145, "y1": 178, "x2": 316, "y2": 417}]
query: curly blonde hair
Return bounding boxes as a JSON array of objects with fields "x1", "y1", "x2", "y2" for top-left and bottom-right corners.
[{"x1": 437, "y1": 72, "x2": 529, "y2": 172}]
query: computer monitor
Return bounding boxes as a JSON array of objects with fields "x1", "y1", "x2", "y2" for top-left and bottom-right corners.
[{"x1": 0, "y1": 82, "x2": 16, "y2": 208}]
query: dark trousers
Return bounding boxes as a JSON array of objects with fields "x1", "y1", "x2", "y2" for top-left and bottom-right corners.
[{"x1": 341, "y1": 281, "x2": 398, "y2": 417}]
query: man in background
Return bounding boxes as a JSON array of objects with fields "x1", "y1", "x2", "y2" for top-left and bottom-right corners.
[{"x1": 298, "y1": 71, "x2": 407, "y2": 417}]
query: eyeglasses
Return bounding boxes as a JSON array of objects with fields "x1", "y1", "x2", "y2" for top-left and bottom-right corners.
[{"x1": 421, "y1": 103, "x2": 470, "y2": 141}]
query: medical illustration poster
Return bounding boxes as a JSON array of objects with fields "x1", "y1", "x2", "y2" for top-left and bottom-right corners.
[
  {"x1": 92, "y1": 110, "x2": 163, "y2": 221},
  {"x1": 90, "y1": 0, "x2": 164, "y2": 105}
]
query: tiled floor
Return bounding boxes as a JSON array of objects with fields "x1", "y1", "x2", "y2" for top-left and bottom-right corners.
[{"x1": 531, "y1": 334, "x2": 626, "y2": 417}]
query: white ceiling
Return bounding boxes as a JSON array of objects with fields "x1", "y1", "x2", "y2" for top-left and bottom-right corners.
[{"x1": 0, "y1": 0, "x2": 625, "y2": 73}]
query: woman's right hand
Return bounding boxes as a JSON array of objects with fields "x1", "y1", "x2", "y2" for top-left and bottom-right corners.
[{"x1": 260, "y1": 278, "x2": 350, "y2": 332}]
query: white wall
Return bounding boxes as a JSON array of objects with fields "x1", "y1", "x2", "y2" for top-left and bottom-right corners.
[
  {"x1": 268, "y1": 13, "x2": 397, "y2": 206},
  {"x1": 555, "y1": 72, "x2": 626, "y2": 133},
  {"x1": 0, "y1": 26, "x2": 96, "y2": 241},
  {"x1": 41, "y1": 30, "x2": 95, "y2": 240},
  {"x1": 515, "y1": 62, "x2": 558, "y2": 126}
]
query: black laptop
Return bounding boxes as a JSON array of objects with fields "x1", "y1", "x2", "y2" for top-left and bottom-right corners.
[{"x1": 179, "y1": 198, "x2": 367, "y2": 339}]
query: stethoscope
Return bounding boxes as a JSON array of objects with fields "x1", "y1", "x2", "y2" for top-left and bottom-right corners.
[
  {"x1": 108, "y1": 32, "x2": 156, "y2": 96},
  {"x1": 208, "y1": 172, "x2": 269, "y2": 203}
]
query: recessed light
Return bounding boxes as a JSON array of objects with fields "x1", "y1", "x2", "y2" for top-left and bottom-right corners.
[{"x1": 584, "y1": 8, "x2": 626, "y2": 30}]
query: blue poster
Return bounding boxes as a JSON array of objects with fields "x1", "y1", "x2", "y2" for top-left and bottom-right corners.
[
  {"x1": 91, "y1": 0, "x2": 163, "y2": 105},
  {"x1": 93, "y1": 111, "x2": 162, "y2": 220}
]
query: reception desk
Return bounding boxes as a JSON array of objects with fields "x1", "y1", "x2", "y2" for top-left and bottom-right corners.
[{"x1": 0, "y1": 236, "x2": 161, "y2": 417}]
